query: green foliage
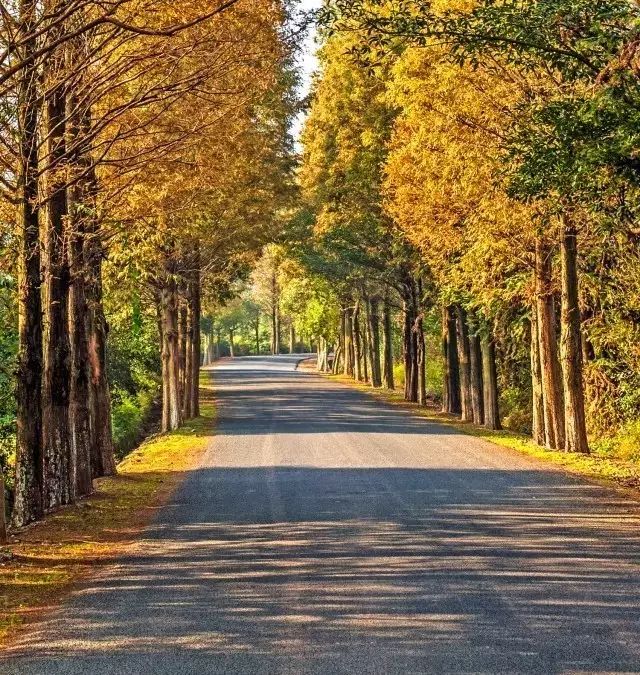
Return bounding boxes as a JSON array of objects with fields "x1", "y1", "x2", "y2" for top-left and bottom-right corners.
[{"x1": 112, "y1": 389, "x2": 158, "y2": 459}]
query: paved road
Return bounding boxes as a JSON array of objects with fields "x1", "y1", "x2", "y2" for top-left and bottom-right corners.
[{"x1": 4, "y1": 355, "x2": 640, "y2": 674}]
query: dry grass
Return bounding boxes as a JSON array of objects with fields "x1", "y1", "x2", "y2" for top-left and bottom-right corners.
[
  {"x1": 0, "y1": 382, "x2": 215, "y2": 646},
  {"x1": 322, "y1": 371, "x2": 640, "y2": 499}
]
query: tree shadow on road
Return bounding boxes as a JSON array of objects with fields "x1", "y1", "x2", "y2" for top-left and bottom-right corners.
[{"x1": 5, "y1": 466, "x2": 640, "y2": 674}]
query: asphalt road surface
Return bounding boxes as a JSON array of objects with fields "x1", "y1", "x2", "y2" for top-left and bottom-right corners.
[{"x1": 3, "y1": 355, "x2": 640, "y2": 674}]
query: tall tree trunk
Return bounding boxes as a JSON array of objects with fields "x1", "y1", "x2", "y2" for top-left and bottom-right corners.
[
  {"x1": 229, "y1": 330, "x2": 235, "y2": 358},
  {"x1": 443, "y1": 306, "x2": 461, "y2": 414},
  {"x1": 13, "y1": 0, "x2": 44, "y2": 526},
  {"x1": 86, "y1": 225, "x2": 115, "y2": 478},
  {"x1": 190, "y1": 254, "x2": 201, "y2": 418},
  {"x1": 417, "y1": 316, "x2": 426, "y2": 405},
  {"x1": 0, "y1": 469, "x2": 6, "y2": 543},
  {"x1": 368, "y1": 297, "x2": 382, "y2": 388},
  {"x1": 402, "y1": 284, "x2": 418, "y2": 403},
  {"x1": 66, "y1": 80, "x2": 93, "y2": 498},
  {"x1": 535, "y1": 238, "x2": 565, "y2": 449},
  {"x1": 353, "y1": 301, "x2": 363, "y2": 381},
  {"x1": 289, "y1": 323, "x2": 295, "y2": 354},
  {"x1": 344, "y1": 305, "x2": 355, "y2": 377},
  {"x1": 178, "y1": 290, "x2": 187, "y2": 409},
  {"x1": 469, "y1": 331, "x2": 485, "y2": 425},
  {"x1": 182, "y1": 283, "x2": 193, "y2": 420},
  {"x1": 42, "y1": 41, "x2": 74, "y2": 510},
  {"x1": 455, "y1": 306, "x2": 472, "y2": 422},
  {"x1": 559, "y1": 216, "x2": 589, "y2": 454},
  {"x1": 160, "y1": 270, "x2": 181, "y2": 432},
  {"x1": 530, "y1": 313, "x2": 545, "y2": 445},
  {"x1": 382, "y1": 297, "x2": 394, "y2": 389},
  {"x1": 274, "y1": 305, "x2": 281, "y2": 355},
  {"x1": 68, "y1": 188, "x2": 93, "y2": 498},
  {"x1": 481, "y1": 336, "x2": 501, "y2": 431}
]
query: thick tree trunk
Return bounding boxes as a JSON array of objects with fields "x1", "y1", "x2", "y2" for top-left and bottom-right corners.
[
  {"x1": 289, "y1": 324, "x2": 295, "y2": 354},
  {"x1": 481, "y1": 336, "x2": 501, "y2": 431},
  {"x1": 0, "y1": 470, "x2": 6, "y2": 543},
  {"x1": 255, "y1": 320, "x2": 260, "y2": 355},
  {"x1": 178, "y1": 292, "x2": 187, "y2": 408},
  {"x1": 270, "y1": 272, "x2": 280, "y2": 355},
  {"x1": 417, "y1": 317, "x2": 426, "y2": 405},
  {"x1": 182, "y1": 286, "x2": 193, "y2": 420},
  {"x1": 560, "y1": 216, "x2": 589, "y2": 454},
  {"x1": 68, "y1": 187, "x2": 93, "y2": 498},
  {"x1": 66, "y1": 83, "x2": 93, "y2": 497},
  {"x1": 332, "y1": 343, "x2": 342, "y2": 374},
  {"x1": 469, "y1": 331, "x2": 485, "y2": 425},
  {"x1": 530, "y1": 313, "x2": 545, "y2": 445},
  {"x1": 344, "y1": 305, "x2": 355, "y2": 378},
  {"x1": 382, "y1": 297, "x2": 394, "y2": 390},
  {"x1": 13, "y1": 0, "x2": 44, "y2": 526},
  {"x1": 402, "y1": 287, "x2": 418, "y2": 403},
  {"x1": 535, "y1": 238, "x2": 565, "y2": 449},
  {"x1": 86, "y1": 226, "x2": 116, "y2": 478},
  {"x1": 455, "y1": 306, "x2": 472, "y2": 422},
  {"x1": 443, "y1": 306, "x2": 461, "y2": 414},
  {"x1": 42, "y1": 46, "x2": 74, "y2": 510},
  {"x1": 160, "y1": 272, "x2": 181, "y2": 432},
  {"x1": 190, "y1": 257, "x2": 201, "y2": 418},
  {"x1": 353, "y1": 301, "x2": 363, "y2": 381},
  {"x1": 368, "y1": 297, "x2": 382, "y2": 388}
]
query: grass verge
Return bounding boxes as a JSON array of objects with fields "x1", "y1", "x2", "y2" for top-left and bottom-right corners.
[
  {"x1": 0, "y1": 380, "x2": 215, "y2": 647},
  {"x1": 321, "y1": 371, "x2": 640, "y2": 498}
]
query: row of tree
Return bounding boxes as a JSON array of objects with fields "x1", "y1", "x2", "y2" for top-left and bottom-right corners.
[
  {"x1": 1, "y1": 0, "x2": 297, "y2": 538},
  {"x1": 270, "y1": 0, "x2": 640, "y2": 462}
]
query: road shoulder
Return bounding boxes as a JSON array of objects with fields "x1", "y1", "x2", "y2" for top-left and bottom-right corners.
[
  {"x1": 0, "y1": 381, "x2": 215, "y2": 649},
  {"x1": 312, "y1": 367, "x2": 640, "y2": 502}
]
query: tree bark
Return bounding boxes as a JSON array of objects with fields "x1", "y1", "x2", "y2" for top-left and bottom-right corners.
[
  {"x1": 160, "y1": 269, "x2": 181, "y2": 432},
  {"x1": 481, "y1": 336, "x2": 501, "y2": 431},
  {"x1": 560, "y1": 216, "x2": 589, "y2": 454},
  {"x1": 68, "y1": 187, "x2": 93, "y2": 498},
  {"x1": 270, "y1": 271, "x2": 280, "y2": 355},
  {"x1": 190, "y1": 256, "x2": 201, "y2": 418},
  {"x1": 289, "y1": 323, "x2": 295, "y2": 354},
  {"x1": 344, "y1": 305, "x2": 355, "y2": 378},
  {"x1": 443, "y1": 306, "x2": 461, "y2": 414},
  {"x1": 382, "y1": 297, "x2": 394, "y2": 389},
  {"x1": 178, "y1": 290, "x2": 187, "y2": 409},
  {"x1": 86, "y1": 225, "x2": 116, "y2": 478},
  {"x1": 402, "y1": 285, "x2": 418, "y2": 403},
  {"x1": 42, "y1": 38, "x2": 74, "y2": 510},
  {"x1": 182, "y1": 283, "x2": 193, "y2": 419},
  {"x1": 469, "y1": 331, "x2": 485, "y2": 425},
  {"x1": 66, "y1": 79, "x2": 93, "y2": 498},
  {"x1": 455, "y1": 306, "x2": 472, "y2": 422},
  {"x1": 0, "y1": 469, "x2": 6, "y2": 543},
  {"x1": 353, "y1": 301, "x2": 363, "y2": 381},
  {"x1": 13, "y1": 0, "x2": 44, "y2": 526},
  {"x1": 535, "y1": 238, "x2": 565, "y2": 449},
  {"x1": 368, "y1": 297, "x2": 382, "y2": 388},
  {"x1": 530, "y1": 313, "x2": 545, "y2": 445}
]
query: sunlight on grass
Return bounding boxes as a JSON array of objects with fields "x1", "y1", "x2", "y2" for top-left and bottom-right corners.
[{"x1": 0, "y1": 383, "x2": 215, "y2": 646}]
